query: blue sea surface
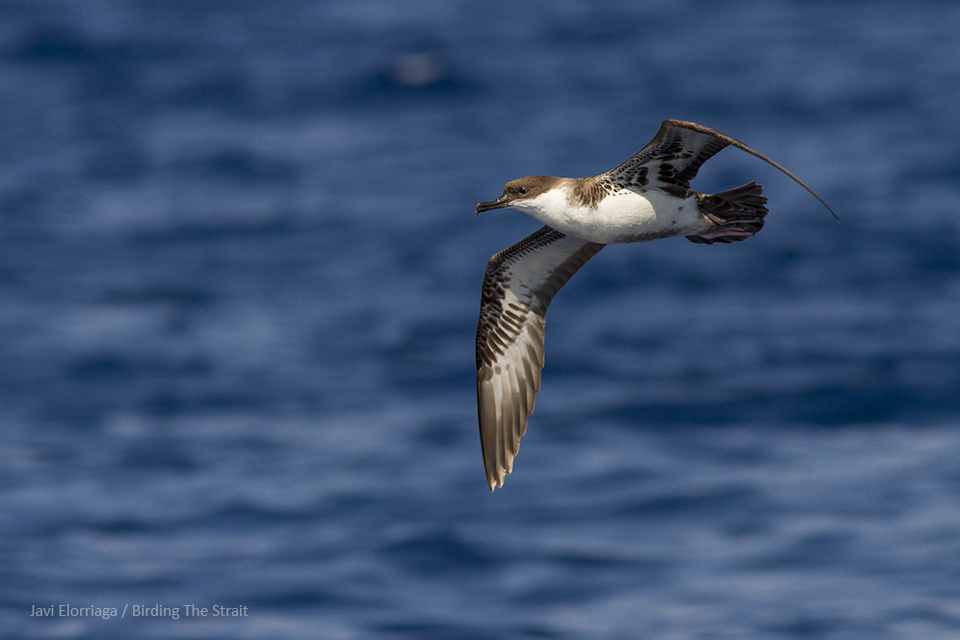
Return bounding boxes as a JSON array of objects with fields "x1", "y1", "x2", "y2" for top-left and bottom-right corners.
[{"x1": 2, "y1": 0, "x2": 960, "y2": 638}]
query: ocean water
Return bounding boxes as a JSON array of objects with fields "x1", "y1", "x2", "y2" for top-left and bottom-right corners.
[{"x1": 2, "y1": 0, "x2": 960, "y2": 638}]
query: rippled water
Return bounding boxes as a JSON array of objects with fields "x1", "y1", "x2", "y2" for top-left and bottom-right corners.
[{"x1": 2, "y1": 1, "x2": 960, "y2": 638}]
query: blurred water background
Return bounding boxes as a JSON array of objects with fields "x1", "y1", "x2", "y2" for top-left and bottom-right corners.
[{"x1": 2, "y1": 0, "x2": 960, "y2": 638}]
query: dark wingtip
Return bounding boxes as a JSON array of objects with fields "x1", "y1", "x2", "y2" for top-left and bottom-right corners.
[
  {"x1": 667, "y1": 120, "x2": 839, "y2": 222},
  {"x1": 811, "y1": 192, "x2": 839, "y2": 221},
  {"x1": 800, "y1": 188, "x2": 839, "y2": 221}
]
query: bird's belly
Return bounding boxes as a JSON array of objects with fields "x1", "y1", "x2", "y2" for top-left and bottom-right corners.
[{"x1": 535, "y1": 191, "x2": 709, "y2": 244}]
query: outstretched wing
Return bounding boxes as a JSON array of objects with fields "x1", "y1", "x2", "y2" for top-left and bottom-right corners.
[
  {"x1": 476, "y1": 225, "x2": 604, "y2": 491},
  {"x1": 603, "y1": 119, "x2": 836, "y2": 218}
]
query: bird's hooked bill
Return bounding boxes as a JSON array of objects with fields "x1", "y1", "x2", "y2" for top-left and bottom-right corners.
[{"x1": 476, "y1": 196, "x2": 509, "y2": 214}]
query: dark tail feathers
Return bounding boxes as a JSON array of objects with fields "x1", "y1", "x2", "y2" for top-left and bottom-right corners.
[{"x1": 686, "y1": 182, "x2": 769, "y2": 245}]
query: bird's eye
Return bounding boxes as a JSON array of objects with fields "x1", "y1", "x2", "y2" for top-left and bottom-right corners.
[{"x1": 518, "y1": 187, "x2": 528, "y2": 195}]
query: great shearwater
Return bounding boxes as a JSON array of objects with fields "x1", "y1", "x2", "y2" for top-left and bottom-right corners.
[{"x1": 475, "y1": 119, "x2": 835, "y2": 491}]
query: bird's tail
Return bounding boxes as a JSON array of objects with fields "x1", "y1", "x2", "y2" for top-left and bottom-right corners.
[{"x1": 686, "y1": 182, "x2": 769, "y2": 244}]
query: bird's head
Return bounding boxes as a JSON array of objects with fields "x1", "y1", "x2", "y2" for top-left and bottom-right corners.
[{"x1": 476, "y1": 176, "x2": 559, "y2": 214}]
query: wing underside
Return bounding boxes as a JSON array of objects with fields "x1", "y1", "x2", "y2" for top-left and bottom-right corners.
[{"x1": 476, "y1": 226, "x2": 604, "y2": 490}]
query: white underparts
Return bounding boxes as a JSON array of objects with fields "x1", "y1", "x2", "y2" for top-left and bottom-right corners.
[{"x1": 511, "y1": 184, "x2": 711, "y2": 244}]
